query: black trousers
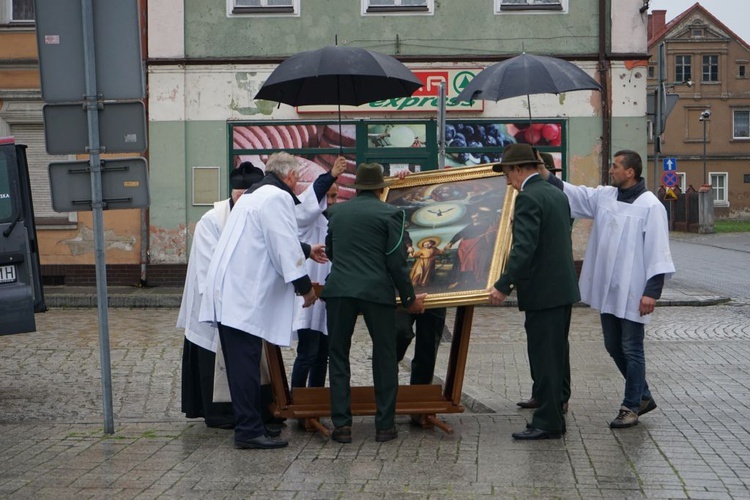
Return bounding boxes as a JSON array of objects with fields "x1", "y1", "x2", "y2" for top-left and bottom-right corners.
[
  {"x1": 326, "y1": 297, "x2": 398, "y2": 430},
  {"x1": 526, "y1": 304, "x2": 572, "y2": 433},
  {"x1": 396, "y1": 308, "x2": 447, "y2": 385},
  {"x1": 217, "y1": 323, "x2": 265, "y2": 441}
]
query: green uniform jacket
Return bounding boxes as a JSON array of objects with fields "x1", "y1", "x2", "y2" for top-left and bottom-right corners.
[
  {"x1": 321, "y1": 191, "x2": 416, "y2": 308},
  {"x1": 494, "y1": 175, "x2": 580, "y2": 311}
]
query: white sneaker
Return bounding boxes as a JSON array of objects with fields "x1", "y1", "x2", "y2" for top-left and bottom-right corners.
[{"x1": 609, "y1": 406, "x2": 639, "y2": 428}]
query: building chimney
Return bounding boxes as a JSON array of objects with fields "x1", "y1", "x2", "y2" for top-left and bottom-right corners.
[{"x1": 649, "y1": 10, "x2": 667, "y2": 40}]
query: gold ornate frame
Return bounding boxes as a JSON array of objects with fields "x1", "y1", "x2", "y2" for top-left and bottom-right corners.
[{"x1": 382, "y1": 164, "x2": 516, "y2": 308}]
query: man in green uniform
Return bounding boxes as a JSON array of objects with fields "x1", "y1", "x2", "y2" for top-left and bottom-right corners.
[
  {"x1": 322, "y1": 163, "x2": 426, "y2": 444},
  {"x1": 489, "y1": 144, "x2": 580, "y2": 440}
]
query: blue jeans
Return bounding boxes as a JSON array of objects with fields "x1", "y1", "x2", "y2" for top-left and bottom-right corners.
[
  {"x1": 291, "y1": 329, "x2": 329, "y2": 388},
  {"x1": 600, "y1": 313, "x2": 652, "y2": 412}
]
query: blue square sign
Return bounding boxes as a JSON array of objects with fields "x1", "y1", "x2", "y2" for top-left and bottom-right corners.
[{"x1": 663, "y1": 158, "x2": 677, "y2": 171}]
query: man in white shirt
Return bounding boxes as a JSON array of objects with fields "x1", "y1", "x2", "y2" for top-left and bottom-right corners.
[{"x1": 538, "y1": 149, "x2": 675, "y2": 429}]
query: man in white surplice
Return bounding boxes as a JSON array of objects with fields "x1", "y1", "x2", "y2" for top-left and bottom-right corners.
[
  {"x1": 290, "y1": 163, "x2": 343, "y2": 391},
  {"x1": 538, "y1": 149, "x2": 675, "y2": 429},
  {"x1": 177, "y1": 162, "x2": 263, "y2": 429},
  {"x1": 199, "y1": 152, "x2": 324, "y2": 450}
]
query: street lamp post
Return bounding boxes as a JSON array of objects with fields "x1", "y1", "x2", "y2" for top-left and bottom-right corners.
[{"x1": 699, "y1": 109, "x2": 711, "y2": 188}]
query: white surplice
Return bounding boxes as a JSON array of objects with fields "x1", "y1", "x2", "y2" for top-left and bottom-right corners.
[
  {"x1": 199, "y1": 184, "x2": 308, "y2": 347},
  {"x1": 293, "y1": 187, "x2": 331, "y2": 335},
  {"x1": 176, "y1": 198, "x2": 231, "y2": 351},
  {"x1": 562, "y1": 183, "x2": 675, "y2": 324}
]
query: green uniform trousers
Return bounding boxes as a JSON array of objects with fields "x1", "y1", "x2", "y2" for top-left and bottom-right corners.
[
  {"x1": 526, "y1": 304, "x2": 572, "y2": 433},
  {"x1": 326, "y1": 297, "x2": 398, "y2": 430}
]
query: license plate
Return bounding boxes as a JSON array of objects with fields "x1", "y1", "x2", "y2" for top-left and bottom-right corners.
[{"x1": 0, "y1": 264, "x2": 16, "y2": 283}]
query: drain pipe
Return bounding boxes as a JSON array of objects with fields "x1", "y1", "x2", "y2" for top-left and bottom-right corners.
[
  {"x1": 599, "y1": 0, "x2": 611, "y2": 185},
  {"x1": 139, "y1": 0, "x2": 149, "y2": 286}
]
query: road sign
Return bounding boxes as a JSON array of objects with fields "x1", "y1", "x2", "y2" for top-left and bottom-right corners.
[
  {"x1": 664, "y1": 187, "x2": 678, "y2": 200},
  {"x1": 33, "y1": 0, "x2": 145, "y2": 102},
  {"x1": 48, "y1": 158, "x2": 150, "y2": 212},
  {"x1": 662, "y1": 171, "x2": 679, "y2": 188},
  {"x1": 43, "y1": 102, "x2": 147, "y2": 155},
  {"x1": 663, "y1": 158, "x2": 677, "y2": 171}
]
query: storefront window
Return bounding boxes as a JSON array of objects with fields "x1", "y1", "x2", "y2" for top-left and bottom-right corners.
[
  {"x1": 367, "y1": 123, "x2": 427, "y2": 148},
  {"x1": 229, "y1": 118, "x2": 565, "y2": 199},
  {"x1": 444, "y1": 120, "x2": 563, "y2": 167}
]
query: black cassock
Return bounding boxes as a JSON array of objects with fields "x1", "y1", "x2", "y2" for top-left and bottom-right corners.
[{"x1": 181, "y1": 338, "x2": 235, "y2": 428}]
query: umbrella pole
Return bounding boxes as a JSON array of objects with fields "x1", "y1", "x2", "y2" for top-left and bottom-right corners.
[
  {"x1": 338, "y1": 103, "x2": 343, "y2": 155},
  {"x1": 337, "y1": 76, "x2": 343, "y2": 155},
  {"x1": 526, "y1": 93, "x2": 533, "y2": 128}
]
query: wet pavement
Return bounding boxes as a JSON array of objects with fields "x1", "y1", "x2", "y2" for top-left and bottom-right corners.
[{"x1": 1, "y1": 232, "x2": 750, "y2": 499}]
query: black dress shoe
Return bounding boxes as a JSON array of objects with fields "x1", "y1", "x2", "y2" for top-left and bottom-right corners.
[
  {"x1": 331, "y1": 426, "x2": 352, "y2": 444},
  {"x1": 234, "y1": 435, "x2": 289, "y2": 449},
  {"x1": 517, "y1": 397, "x2": 540, "y2": 409},
  {"x1": 526, "y1": 422, "x2": 568, "y2": 436},
  {"x1": 512, "y1": 427, "x2": 562, "y2": 440},
  {"x1": 206, "y1": 421, "x2": 235, "y2": 430},
  {"x1": 375, "y1": 427, "x2": 398, "y2": 442},
  {"x1": 265, "y1": 426, "x2": 281, "y2": 438}
]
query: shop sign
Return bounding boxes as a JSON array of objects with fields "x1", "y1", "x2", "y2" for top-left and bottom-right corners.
[{"x1": 297, "y1": 69, "x2": 484, "y2": 114}]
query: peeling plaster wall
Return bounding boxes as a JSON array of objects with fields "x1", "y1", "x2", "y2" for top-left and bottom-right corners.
[
  {"x1": 611, "y1": 0, "x2": 648, "y2": 55},
  {"x1": 147, "y1": 61, "x2": 606, "y2": 264},
  {"x1": 36, "y1": 210, "x2": 141, "y2": 265}
]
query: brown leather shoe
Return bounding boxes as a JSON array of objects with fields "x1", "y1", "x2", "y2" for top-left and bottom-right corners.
[
  {"x1": 331, "y1": 426, "x2": 352, "y2": 443},
  {"x1": 375, "y1": 427, "x2": 398, "y2": 442},
  {"x1": 517, "y1": 397, "x2": 540, "y2": 409}
]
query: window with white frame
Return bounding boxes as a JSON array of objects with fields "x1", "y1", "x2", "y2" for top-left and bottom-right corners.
[
  {"x1": 702, "y1": 55, "x2": 719, "y2": 82},
  {"x1": 497, "y1": 0, "x2": 564, "y2": 12},
  {"x1": 734, "y1": 110, "x2": 750, "y2": 139},
  {"x1": 710, "y1": 172, "x2": 728, "y2": 206},
  {"x1": 364, "y1": 0, "x2": 431, "y2": 14},
  {"x1": 676, "y1": 172, "x2": 686, "y2": 193},
  {"x1": 1, "y1": 0, "x2": 34, "y2": 23},
  {"x1": 231, "y1": 0, "x2": 297, "y2": 15},
  {"x1": 675, "y1": 55, "x2": 691, "y2": 84}
]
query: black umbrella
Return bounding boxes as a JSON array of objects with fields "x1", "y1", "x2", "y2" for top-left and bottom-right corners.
[
  {"x1": 456, "y1": 53, "x2": 602, "y2": 122},
  {"x1": 255, "y1": 46, "x2": 422, "y2": 152},
  {"x1": 255, "y1": 45, "x2": 423, "y2": 106}
]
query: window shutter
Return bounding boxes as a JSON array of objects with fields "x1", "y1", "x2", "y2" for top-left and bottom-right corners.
[{"x1": 9, "y1": 124, "x2": 70, "y2": 220}]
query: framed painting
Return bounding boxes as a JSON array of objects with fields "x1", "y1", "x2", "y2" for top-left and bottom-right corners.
[{"x1": 382, "y1": 164, "x2": 516, "y2": 308}]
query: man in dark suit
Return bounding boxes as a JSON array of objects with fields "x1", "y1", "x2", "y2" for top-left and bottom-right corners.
[
  {"x1": 322, "y1": 163, "x2": 426, "y2": 444},
  {"x1": 489, "y1": 144, "x2": 580, "y2": 440},
  {"x1": 516, "y1": 152, "x2": 571, "y2": 415}
]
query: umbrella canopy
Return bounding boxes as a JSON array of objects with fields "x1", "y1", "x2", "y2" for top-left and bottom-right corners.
[
  {"x1": 254, "y1": 45, "x2": 423, "y2": 106},
  {"x1": 456, "y1": 53, "x2": 601, "y2": 103}
]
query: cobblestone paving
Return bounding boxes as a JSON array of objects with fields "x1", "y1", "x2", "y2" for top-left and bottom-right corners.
[{"x1": 1, "y1": 304, "x2": 749, "y2": 498}]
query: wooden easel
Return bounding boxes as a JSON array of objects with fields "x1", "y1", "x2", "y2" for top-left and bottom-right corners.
[{"x1": 265, "y1": 305, "x2": 475, "y2": 435}]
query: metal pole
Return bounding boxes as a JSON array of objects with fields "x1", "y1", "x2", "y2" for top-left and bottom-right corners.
[
  {"x1": 653, "y1": 43, "x2": 665, "y2": 193},
  {"x1": 702, "y1": 117, "x2": 707, "y2": 185},
  {"x1": 437, "y1": 82, "x2": 446, "y2": 169},
  {"x1": 81, "y1": 0, "x2": 114, "y2": 435}
]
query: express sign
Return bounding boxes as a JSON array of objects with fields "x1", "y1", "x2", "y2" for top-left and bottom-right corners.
[{"x1": 296, "y1": 69, "x2": 484, "y2": 113}]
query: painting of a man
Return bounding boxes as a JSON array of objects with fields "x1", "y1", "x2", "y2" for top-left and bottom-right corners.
[
  {"x1": 444, "y1": 209, "x2": 498, "y2": 290},
  {"x1": 408, "y1": 238, "x2": 443, "y2": 287}
]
